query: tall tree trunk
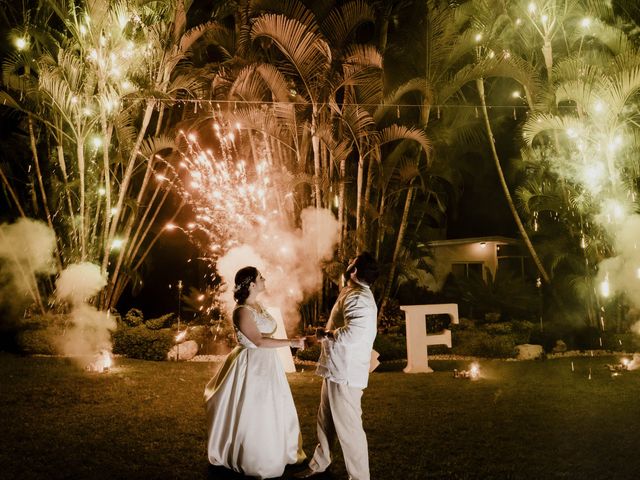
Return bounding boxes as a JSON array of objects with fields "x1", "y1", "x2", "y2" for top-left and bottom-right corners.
[
  {"x1": 101, "y1": 102, "x2": 155, "y2": 274},
  {"x1": 77, "y1": 138, "x2": 86, "y2": 260},
  {"x1": 56, "y1": 143, "x2": 79, "y2": 247},
  {"x1": 375, "y1": 193, "x2": 386, "y2": 261},
  {"x1": 101, "y1": 114, "x2": 113, "y2": 262},
  {"x1": 0, "y1": 164, "x2": 26, "y2": 217},
  {"x1": 28, "y1": 116, "x2": 55, "y2": 235},
  {"x1": 381, "y1": 182, "x2": 415, "y2": 313},
  {"x1": 477, "y1": 78, "x2": 550, "y2": 284},
  {"x1": 355, "y1": 152, "x2": 364, "y2": 240},
  {"x1": 311, "y1": 110, "x2": 322, "y2": 208},
  {"x1": 337, "y1": 156, "x2": 347, "y2": 257},
  {"x1": 362, "y1": 153, "x2": 375, "y2": 250}
]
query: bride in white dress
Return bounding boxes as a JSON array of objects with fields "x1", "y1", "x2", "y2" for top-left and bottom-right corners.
[{"x1": 204, "y1": 266, "x2": 306, "y2": 479}]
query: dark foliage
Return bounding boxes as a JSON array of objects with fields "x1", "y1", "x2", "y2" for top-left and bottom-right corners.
[{"x1": 112, "y1": 326, "x2": 174, "y2": 361}]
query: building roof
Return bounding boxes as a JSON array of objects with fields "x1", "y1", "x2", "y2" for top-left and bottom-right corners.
[{"x1": 426, "y1": 236, "x2": 520, "y2": 247}]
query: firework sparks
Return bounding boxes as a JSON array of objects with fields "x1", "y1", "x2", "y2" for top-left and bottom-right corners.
[{"x1": 167, "y1": 127, "x2": 285, "y2": 265}]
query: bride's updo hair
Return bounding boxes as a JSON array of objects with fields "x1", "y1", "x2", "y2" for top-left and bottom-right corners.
[{"x1": 233, "y1": 266, "x2": 259, "y2": 304}]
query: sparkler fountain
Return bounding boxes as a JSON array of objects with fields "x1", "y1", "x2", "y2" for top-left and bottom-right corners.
[{"x1": 163, "y1": 121, "x2": 339, "y2": 332}]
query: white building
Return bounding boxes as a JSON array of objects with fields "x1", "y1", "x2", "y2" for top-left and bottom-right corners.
[{"x1": 425, "y1": 236, "x2": 528, "y2": 291}]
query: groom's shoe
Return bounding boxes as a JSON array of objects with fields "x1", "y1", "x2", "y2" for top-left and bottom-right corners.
[{"x1": 293, "y1": 467, "x2": 322, "y2": 478}]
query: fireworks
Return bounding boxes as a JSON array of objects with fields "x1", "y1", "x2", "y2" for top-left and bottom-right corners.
[
  {"x1": 166, "y1": 127, "x2": 287, "y2": 265},
  {"x1": 453, "y1": 362, "x2": 481, "y2": 380},
  {"x1": 85, "y1": 350, "x2": 113, "y2": 373}
]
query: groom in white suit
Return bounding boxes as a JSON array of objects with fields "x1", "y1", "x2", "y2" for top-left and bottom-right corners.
[{"x1": 296, "y1": 252, "x2": 379, "y2": 480}]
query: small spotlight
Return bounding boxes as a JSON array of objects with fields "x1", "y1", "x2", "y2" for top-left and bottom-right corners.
[{"x1": 15, "y1": 37, "x2": 28, "y2": 50}]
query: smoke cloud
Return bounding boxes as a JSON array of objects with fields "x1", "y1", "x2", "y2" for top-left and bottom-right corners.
[
  {"x1": 55, "y1": 262, "x2": 116, "y2": 361},
  {"x1": 595, "y1": 214, "x2": 640, "y2": 336},
  {"x1": 56, "y1": 262, "x2": 107, "y2": 304},
  {"x1": 0, "y1": 218, "x2": 56, "y2": 319},
  {"x1": 217, "y1": 207, "x2": 340, "y2": 331}
]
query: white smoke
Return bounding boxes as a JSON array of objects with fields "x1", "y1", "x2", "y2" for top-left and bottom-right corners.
[
  {"x1": 217, "y1": 207, "x2": 340, "y2": 331},
  {"x1": 55, "y1": 262, "x2": 116, "y2": 361},
  {"x1": 56, "y1": 262, "x2": 107, "y2": 304},
  {"x1": 0, "y1": 218, "x2": 56, "y2": 316},
  {"x1": 596, "y1": 214, "x2": 640, "y2": 336},
  {"x1": 595, "y1": 214, "x2": 640, "y2": 306}
]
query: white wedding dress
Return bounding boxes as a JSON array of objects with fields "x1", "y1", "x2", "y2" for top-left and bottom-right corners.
[{"x1": 204, "y1": 304, "x2": 305, "y2": 479}]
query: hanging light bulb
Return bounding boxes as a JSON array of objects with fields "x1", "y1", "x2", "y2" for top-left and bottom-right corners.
[{"x1": 15, "y1": 37, "x2": 28, "y2": 50}]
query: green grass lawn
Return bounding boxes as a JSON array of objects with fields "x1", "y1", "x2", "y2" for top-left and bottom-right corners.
[{"x1": 1, "y1": 353, "x2": 640, "y2": 479}]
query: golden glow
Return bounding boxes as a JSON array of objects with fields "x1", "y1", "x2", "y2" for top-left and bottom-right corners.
[
  {"x1": 600, "y1": 273, "x2": 610, "y2": 297},
  {"x1": 111, "y1": 238, "x2": 124, "y2": 250},
  {"x1": 15, "y1": 37, "x2": 28, "y2": 50},
  {"x1": 469, "y1": 362, "x2": 480, "y2": 380}
]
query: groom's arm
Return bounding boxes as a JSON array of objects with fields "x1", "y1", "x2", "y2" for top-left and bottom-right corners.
[{"x1": 329, "y1": 293, "x2": 373, "y2": 346}]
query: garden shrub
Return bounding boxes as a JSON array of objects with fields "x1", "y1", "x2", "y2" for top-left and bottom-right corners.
[
  {"x1": 17, "y1": 327, "x2": 61, "y2": 355},
  {"x1": 123, "y1": 308, "x2": 144, "y2": 327},
  {"x1": 483, "y1": 323, "x2": 513, "y2": 335},
  {"x1": 15, "y1": 313, "x2": 68, "y2": 355},
  {"x1": 373, "y1": 335, "x2": 406, "y2": 361},
  {"x1": 112, "y1": 325, "x2": 174, "y2": 361},
  {"x1": 452, "y1": 330, "x2": 517, "y2": 358},
  {"x1": 456, "y1": 318, "x2": 476, "y2": 330},
  {"x1": 145, "y1": 313, "x2": 174, "y2": 330},
  {"x1": 378, "y1": 298, "x2": 405, "y2": 334}
]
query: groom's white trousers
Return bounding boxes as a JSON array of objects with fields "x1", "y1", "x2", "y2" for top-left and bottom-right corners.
[{"x1": 308, "y1": 379, "x2": 370, "y2": 480}]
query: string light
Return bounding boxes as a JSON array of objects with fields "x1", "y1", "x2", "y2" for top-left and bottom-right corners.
[{"x1": 117, "y1": 96, "x2": 583, "y2": 110}]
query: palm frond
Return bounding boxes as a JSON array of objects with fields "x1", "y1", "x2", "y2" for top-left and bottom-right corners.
[
  {"x1": 522, "y1": 113, "x2": 583, "y2": 146},
  {"x1": 251, "y1": 14, "x2": 331, "y2": 95},
  {"x1": 375, "y1": 77, "x2": 431, "y2": 123},
  {"x1": 230, "y1": 65, "x2": 271, "y2": 101},
  {"x1": 201, "y1": 23, "x2": 237, "y2": 60},
  {"x1": 322, "y1": 0, "x2": 375, "y2": 51},
  {"x1": 250, "y1": 0, "x2": 319, "y2": 32},
  {"x1": 178, "y1": 21, "x2": 223, "y2": 54},
  {"x1": 255, "y1": 63, "x2": 293, "y2": 103},
  {"x1": 379, "y1": 125, "x2": 431, "y2": 157},
  {"x1": 139, "y1": 135, "x2": 176, "y2": 159},
  {"x1": 336, "y1": 105, "x2": 375, "y2": 143}
]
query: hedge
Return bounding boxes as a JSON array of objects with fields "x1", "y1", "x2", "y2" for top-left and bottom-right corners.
[{"x1": 112, "y1": 326, "x2": 174, "y2": 361}]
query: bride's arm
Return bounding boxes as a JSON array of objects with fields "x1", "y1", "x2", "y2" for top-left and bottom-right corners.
[{"x1": 235, "y1": 308, "x2": 303, "y2": 348}]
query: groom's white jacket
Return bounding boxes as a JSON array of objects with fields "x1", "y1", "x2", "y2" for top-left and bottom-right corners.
[{"x1": 316, "y1": 280, "x2": 378, "y2": 389}]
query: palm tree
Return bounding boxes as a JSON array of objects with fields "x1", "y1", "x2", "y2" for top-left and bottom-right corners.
[
  {"x1": 0, "y1": 0, "x2": 219, "y2": 310},
  {"x1": 374, "y1": 0, "x2": 495, "y2": 309}
]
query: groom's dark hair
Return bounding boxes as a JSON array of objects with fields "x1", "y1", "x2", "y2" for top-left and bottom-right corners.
[{"x1": 353, "y1": 252, "x2": 379, "y2": 286}]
